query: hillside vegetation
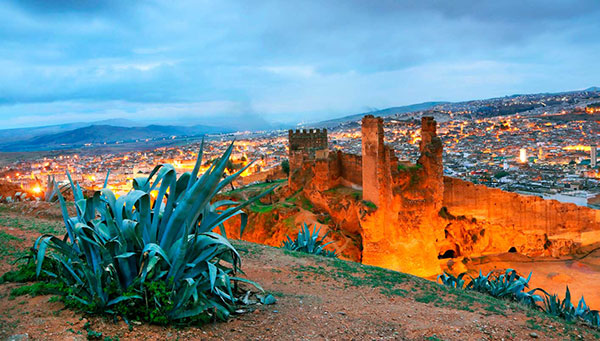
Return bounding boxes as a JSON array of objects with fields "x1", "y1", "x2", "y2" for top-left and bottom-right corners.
[{"x1": 0, "y1": 203, "x2": 599, "y2": 340}]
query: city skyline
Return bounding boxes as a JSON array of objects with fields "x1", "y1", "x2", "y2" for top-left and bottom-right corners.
[{"x1": 1, "y1": 0, "x2": 600, "y2": 129}]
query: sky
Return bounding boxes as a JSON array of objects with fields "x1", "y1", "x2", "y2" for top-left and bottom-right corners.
[{"x1": 1, "y1": 0, "x2": 599, "y2": 129}]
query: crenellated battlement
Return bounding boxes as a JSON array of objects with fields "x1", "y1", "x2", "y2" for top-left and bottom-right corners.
[{"x1": 288, "y1": 128, "x2": 328, "y2": 152}]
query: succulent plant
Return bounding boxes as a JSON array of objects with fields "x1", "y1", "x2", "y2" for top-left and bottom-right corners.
[
  {"x1": 466, "y1": 270, "x2": 491, "y2": 292},
  {"x1": 32, "y1": 139, "x2": 276, "y2": 323},
  {"x1": 540, "y1": 286, "x2": 600, "y2": 327},
  {"x1": 281, "y1": 223, "x2": 337, "y2": 258},
  {"x1": 437, "y1": 272, "x2": 467, "y2": 289}
]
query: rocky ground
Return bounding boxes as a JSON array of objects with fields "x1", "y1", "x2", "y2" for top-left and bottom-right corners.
[{"x1": 0, "y1": 203, "x2": 599, "y2": 340}]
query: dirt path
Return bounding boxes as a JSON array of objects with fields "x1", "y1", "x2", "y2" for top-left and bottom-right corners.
[{"x1": 1, "y1": 204, "x2": 599, "y2": 340}]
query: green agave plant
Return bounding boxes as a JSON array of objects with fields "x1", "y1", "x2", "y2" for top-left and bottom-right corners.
[
  {"x1": 485, "y1": 269, "x2": 538, "y2": 301},
  {"x1": 439, "y1": 269, "x2": 542, "y2": 307},
  {"x1": 540, "y1": 286, "x2": 600, "y2": 327},
  {"x1": 281, "y1": 223, "x2": 338, "y2": 258},
  {"x1": 466, "y1": 270, "x2": 491, "y2": 292},
  {"x1": 437, "y1": 272, "x2": 467, "y2": 289},
  {"x1": 32, "y1": 140, "x2": 276, "y2": 323},
  {"x1": 439, "y1": 268, "x2": 600, "y2": 329}
]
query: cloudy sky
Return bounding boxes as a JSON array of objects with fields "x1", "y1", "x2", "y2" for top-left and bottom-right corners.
[{"x1": 1, "y1": 0, "x2": 599, "y2": 129}]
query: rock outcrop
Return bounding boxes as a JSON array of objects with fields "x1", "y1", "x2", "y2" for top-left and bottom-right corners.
[
  {"x1": 359, "y1": 116, "x2": 445, "y2": 277},
  {"x1": 442, "y1": 177, "x2": 600, "y2": 257},
  {"x1": 228, "y1": 114, "x2": 600, "y2": 278}
]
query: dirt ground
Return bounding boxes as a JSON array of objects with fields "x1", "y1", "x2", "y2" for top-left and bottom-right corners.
[{"x1": 0, "y1": 203, "x2": 599, "y2": 340}]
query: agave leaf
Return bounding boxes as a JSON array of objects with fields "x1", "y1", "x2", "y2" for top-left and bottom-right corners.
[
  {"x1": 230, "y1": 276, "x2": 264, "y2": 292},
  {"x1": 212, "y1": 160, "x2": 255, "y2": 196},
  {"x1": 260, "y1": 294, "x2": 277, "y2": 305},
  {"x1": 35, "y1": 236, "x2": 52, "y2": 277},
  {"x1": 207, "y1": 261, "x2": 217, "y2": 292},
  {"x1": 186, "y1": 138, "x2": 205, "y2": 192},
  {"x1": 170, "y1": 301, "x2": 212, "y2": 320},
  {"x1": 107, "y1": 295, "x2": 142, "y2": 306},
  {"x1": 115, "y1": 252, "x2": 136, "y2": 259}
]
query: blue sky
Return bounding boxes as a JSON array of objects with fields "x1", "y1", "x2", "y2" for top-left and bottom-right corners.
[{"x1": 1, "y1": 0, "x2": 599, "y2": 129}]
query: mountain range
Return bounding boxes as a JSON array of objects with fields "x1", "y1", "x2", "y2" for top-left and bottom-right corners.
[
  {"x1": 310, "y1": 101, "x2": 447, "y2": 128},
  {"x1": 0, "y1": 123, "x2": 231, "y2": 152},
  {"x1": 1, "y1": 86, "x2": 598, "y2": 153}
]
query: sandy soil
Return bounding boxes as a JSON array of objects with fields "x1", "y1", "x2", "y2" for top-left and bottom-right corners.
[{"x1": 0, "y1": 203, "x2": 599, "y2": 340}]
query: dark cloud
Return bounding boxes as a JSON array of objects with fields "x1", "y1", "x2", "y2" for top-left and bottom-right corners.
[
  {"x1": 0, "y1": 0, "x2": 599, "y2": 128},
  {"x1": 10, "y1": 0, "x2": 135, "y2": 15}
]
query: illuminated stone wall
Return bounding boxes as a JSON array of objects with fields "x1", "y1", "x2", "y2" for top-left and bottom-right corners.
[
  {"x1": 284, "y1": 114, "x2": 600, "y2": 278},
  {"x1": 360, "y1": 116, "x2": 445, "y2": 277},
  {"x1": 361, "y1": 115, "x2": 385, "y2": 206},
  {"x1": 443, "y1": 176, "x2": 600, "y2": 256},
  {"x1": 338, "y1": 151, "x2": 362, "y2": 187}
]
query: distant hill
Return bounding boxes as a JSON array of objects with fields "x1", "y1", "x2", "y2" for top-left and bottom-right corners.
[
  {"x1": 0, "y1": 124, "x2": 231, "y2": 152},
  {"x1": 586, "y1": 86, "x2": 600, "y2": 92},
  {"x1": 312, "y1": 102, "x2": 447, "y2": 128},
  {"x1": 0, "y1": 119, "x2": 142, "y2": 144}
]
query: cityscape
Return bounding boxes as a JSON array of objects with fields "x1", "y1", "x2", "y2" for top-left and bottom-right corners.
[
  {"x1": 1, "y1": 1, "x2": 600, "y2": 340},
  {"x1": 2, "y1": 90, "x2": 598, "y2": 208}
]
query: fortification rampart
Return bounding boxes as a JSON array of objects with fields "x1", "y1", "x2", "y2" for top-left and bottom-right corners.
[
  {"x1": 285, "y1": 114, "x2": 600, "y2": 277},
  {"x1": 443, "y1": 176, "x2": 600, "y2": 254},
  {"x1": 288, "y1": 128, "x2": 327, "y2": 152},
  {"x1": 338, "y1": 152, "x2": 362, "y2": 187}
]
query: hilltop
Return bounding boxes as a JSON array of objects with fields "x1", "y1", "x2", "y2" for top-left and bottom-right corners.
[
  {"x1": 0, "y1": 202, "x2": 598, "y2": 340},
  {"x1": 0, "y1": 124, "x2": 231, "y2": 152},
  {"x1": 312, "y1": 101, "x2": 446, "y2": 128}
]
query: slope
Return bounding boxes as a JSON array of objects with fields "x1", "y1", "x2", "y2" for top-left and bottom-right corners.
[{"x1": 0, "y1": 203, "x2": 598, "y2": 340}]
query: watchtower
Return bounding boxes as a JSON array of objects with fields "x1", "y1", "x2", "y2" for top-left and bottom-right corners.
[
  {"x1": 361, "y1": 115, "x2": 384, "y2": 206},
  {"x1": 288, "y1": 128, "x2": 328, "y2": 153}
]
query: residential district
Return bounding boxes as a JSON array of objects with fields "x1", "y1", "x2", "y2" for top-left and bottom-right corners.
[{"x1": 1, "y1": 93, "x2": 599, "y2": 208}]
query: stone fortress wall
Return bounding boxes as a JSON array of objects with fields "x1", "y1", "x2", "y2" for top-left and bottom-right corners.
[
  {"x1": 287, "y1": 116, "x2": 600, "y2": 277},
  {"x1": 443, "y1": 176, "x2": 600, "y2": 256}
]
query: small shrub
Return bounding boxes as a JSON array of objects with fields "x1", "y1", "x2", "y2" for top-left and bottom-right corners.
[
  {"x1": 281, "y1": 223, "x2": 338, "y2": 258},
  {"x1": 10, "y1": 281, "x2": 67, "y2": 298},
  {"x1": 437, "y1": 272, "x2": 466, "y2": 289},
  {"x1": 362, "y1": 200, "x2": 377, "y2": 210},
  {"x1": 438, "y1": 207, "x2": 455, "y2": 220},
  {"x1": 281, "y1": 159, "x2": 290, "y2": 176},
  {"x1": 439, "y1": 269, "x2": 600, "y2": 329}
]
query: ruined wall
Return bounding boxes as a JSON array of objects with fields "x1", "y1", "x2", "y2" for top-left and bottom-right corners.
[
  {"x1": 289, "y1": 151, "x2": 305, "y2": 171},
  {"x1": 338, "y1": 151, "x2": 362, "y2": 187},
  {"x1": 361, "y1": 115, "x2": 385, "y2": 206},
  {"x1": 239, "y1": 167, "x2": 286, "y2": 185},
  {"x1": 360, "y1": 116, "x2": 445, "y2": 277},
  {"x1": 284, "y1": 114, "x2": 600, "y2": 278},
  {"x1": 443, "y1": 177, "x2": 600, "y2": 255}
]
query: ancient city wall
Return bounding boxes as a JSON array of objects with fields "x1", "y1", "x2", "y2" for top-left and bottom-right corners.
[
  {"x1": 443, "y1": 176, "x2": 600, "y2": 247},
  {"x1": 338, "y1": 152, "x2": 362, "y2": 186}
]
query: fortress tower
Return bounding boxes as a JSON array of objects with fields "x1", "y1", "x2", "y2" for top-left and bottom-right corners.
[
  {"x1": 420, "y1": 117, "x2": 437, "y2": 153},
  {"x1": 288, "y1": 128, "x2": 327, "y2": 153},
  {"x1": 288, "y1": 128, "x2": 328, "y2": 170},
  {"x1": 361, "y1": 115, "x2": 384, "y2": 206}
]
